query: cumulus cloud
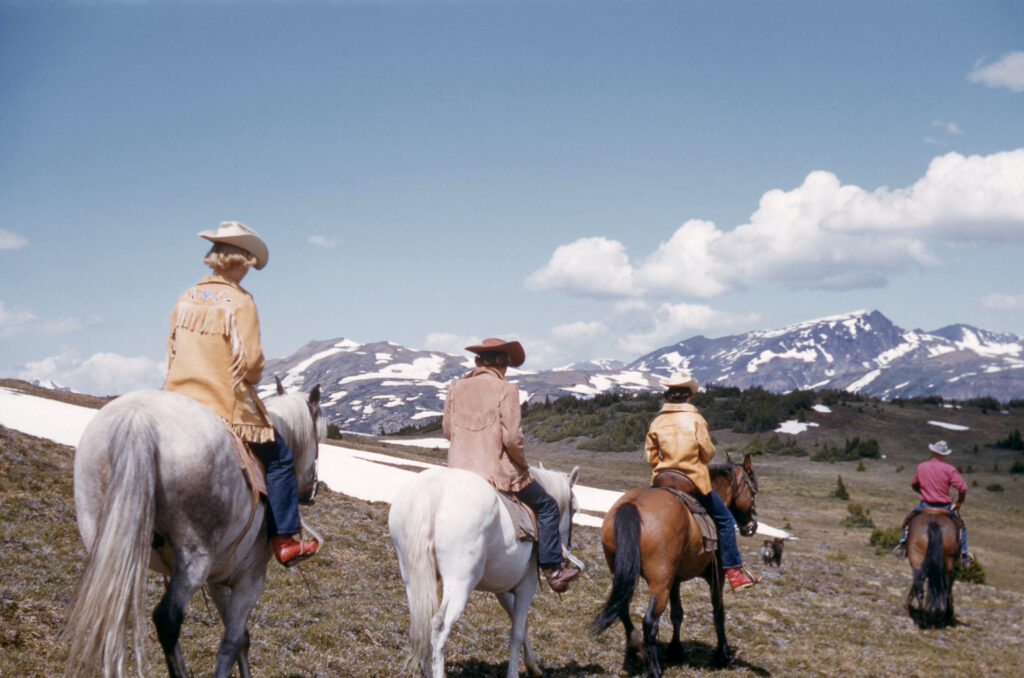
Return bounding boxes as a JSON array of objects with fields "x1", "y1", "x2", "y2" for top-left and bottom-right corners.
[
  {"x1": 551, "y1": 321, "x2": 607, "y2": 342},
  {"x1": 525, "y1": 237, "x2": 636, "y2": 298},
  {"x1": 526, "y1": 149, "x2": 1024, "y2": 299},
  {"x1": 968, "y1": 51, "x2": 1024, "y2": 93},
  {"x1": 308, "y1": 235, "x2": 337, "y2": 248},
  {"x1": 0, "y1": 301, "x2": 103, "y2": 338},
  {"x1": 0, "y1": 228, "x2": 28, "y2": 250},
  {"x1": 12, "y1": 350, "x2": 165, "y2": 396},
  {"x1": 981, "y1": 293, "x2": 1024, "y2": 311},
  {"x1": 615, "y1": 302, "x2": 736, "y2": 355}
]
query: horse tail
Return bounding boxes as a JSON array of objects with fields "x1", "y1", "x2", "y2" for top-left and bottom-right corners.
[
  {"x1": 388, "y1": 477, "x2": 441, "y2": 673},
  {"x1": 64, "y1": 410, "x2": 158, "y2": 678},
  {"x1": 592, "y1": 502, "x2": 643, "y2": 635},
  {"x1": 921, "y1": 520, "x2": 950, "y2": 623}
]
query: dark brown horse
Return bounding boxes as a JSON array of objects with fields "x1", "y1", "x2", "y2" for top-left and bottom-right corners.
[
  {"x1": 593, "y1": 454, "x2": 758, "y2": 678},
  {"x1": 905, "y1": 509, "x2": 959, "y2": 628}
]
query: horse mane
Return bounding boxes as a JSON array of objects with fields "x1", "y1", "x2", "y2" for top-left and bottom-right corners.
[{"x1": 528, "y1": 465, "x2": 571, "y2": 512}]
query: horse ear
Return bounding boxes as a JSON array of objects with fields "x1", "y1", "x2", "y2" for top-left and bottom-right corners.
[
  {"x1": 275, "y1": 376, "x2": 286, "y2": 396},
  {"x1": 743, "y1": 453, "x2": 753, "y2": 473},
  {"x1": 569, "y1": 465, "x2": 580, "y2": 487},
  {"x1": 725, "y1": 451, "x2": 734, "y2": 465},
  {"x1": 309, "y1": 384, "x2": 321, "y2": 405}
]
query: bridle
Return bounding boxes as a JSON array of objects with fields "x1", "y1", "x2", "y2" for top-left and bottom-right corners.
[{"x1": 728, "y1": 464, "x2": 759, "y2": 537}]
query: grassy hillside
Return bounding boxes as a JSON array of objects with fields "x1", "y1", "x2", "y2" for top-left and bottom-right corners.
[{"x1": 2, "y1": 383, "x2": 1024, "y2": 677}]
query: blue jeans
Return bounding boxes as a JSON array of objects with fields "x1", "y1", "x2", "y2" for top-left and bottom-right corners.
[
  {"x1": 693, "y1": 489, "x2": 743, "y2": 570},
  {"x1": 900, "y1": 501, "x2": 968, "y2": 553},
  {"x1": 249, "y1": 429, "x2": 301, "y2": 537},
  {"x1": 513, "y1": 480, "x2": 562, "y2": 568}
]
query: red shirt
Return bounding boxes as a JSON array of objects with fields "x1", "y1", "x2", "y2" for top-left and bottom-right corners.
[{"x1": 911, "y1": 457, "x2": 967, "y2": 504}]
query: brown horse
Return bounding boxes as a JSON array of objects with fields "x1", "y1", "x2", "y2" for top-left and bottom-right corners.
[
  {"x1": 593, "y1": 454, "x2": 758, "y2": 678},
  {"x1": 905, "y1": 509, "x2": 959, "y2": 628}
]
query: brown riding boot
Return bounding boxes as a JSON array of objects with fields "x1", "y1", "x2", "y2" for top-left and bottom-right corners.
[
  {"x1": 542, "y1": 565, "x2": 580, "y2": 593},
  {"x1": 271, "y1": 534, "x2": 321, "y2": 567}
]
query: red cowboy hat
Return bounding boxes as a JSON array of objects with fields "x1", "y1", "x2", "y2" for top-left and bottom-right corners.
[{"x1": 465, "y1": 338, "x2": 525, "y2": 367}]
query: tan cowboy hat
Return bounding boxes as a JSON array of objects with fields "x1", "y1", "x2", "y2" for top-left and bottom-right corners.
[
  {"x1": 660, "y1": 370, "x2": 698, "y2": 392},
  {"x1": 465, "y1": 338, "x2": 525, "y2": 367},
  {"x1": 928, "y1": 440, "x2": 952, "y2": 456},
  {"x1": 198, "y1": 221, "x2": 269, "y2": 270}
]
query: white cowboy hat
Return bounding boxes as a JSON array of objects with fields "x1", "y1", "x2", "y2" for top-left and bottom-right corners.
[
  {"x1": 928, "y1": 440, "x2": 952, "y2": 456},
  {"x1": 198, "y1": 221, "x2": 269, "y2": 270},
  {"x1": 660, "y1": 371, "x2": 698, "y2": 392},
  {"x1": 465, "y1": 337, "x2": 525, "y2": 367}
]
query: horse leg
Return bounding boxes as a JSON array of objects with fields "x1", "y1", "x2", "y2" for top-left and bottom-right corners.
[
  {"x1": 496, "y1": 579, "x2": 542, "y2": 678},
  {"x1": 207, "y1": 569, "x2": 266, "y2": 678},
  {"x1": 153, "y1": 553, "x2": 210, "y2": 678},
  {"x1": 431, "y1": 578, "x2": 474, "y2": 678},
  {"x1": 665, "y1": 579, "x2": 684, "y2": 663},
  {"x1": 622, "y1": 612, "x2": 643, "y2": 667},
  {"x1": 642, "y1": 588, "x2": 669, "y2": 678},
  {"x1": 707, "y1": 568, "x2": 734, "y2": 668}
]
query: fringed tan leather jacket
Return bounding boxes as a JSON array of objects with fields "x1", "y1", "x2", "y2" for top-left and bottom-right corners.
[
  {"x1": 443, "y1": 366, "x2": 531, "y2": 492},
  {"x1": 645, "y1": 402, "x2": 716, "y2": 494},
  {"x1": 164, "y1": 274, "x2": 274, "y2": 443}
]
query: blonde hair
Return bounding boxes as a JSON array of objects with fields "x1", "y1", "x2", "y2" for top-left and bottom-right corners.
[{"x1": 203, "y1": 243, "x2": 258, "y2": 272}]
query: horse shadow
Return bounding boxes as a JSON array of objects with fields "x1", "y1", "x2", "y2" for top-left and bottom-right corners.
[
  {"x1": 447, "y1": 659, "x2": 608, "y2": 677},
  {"x1": 620, "y1": 639, "x2": 771, "y2": 676}
]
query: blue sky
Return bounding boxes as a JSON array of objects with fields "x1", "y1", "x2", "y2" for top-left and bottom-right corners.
[{"x1": 2, "y1": 0, "x2": 1023, "y2": 395}]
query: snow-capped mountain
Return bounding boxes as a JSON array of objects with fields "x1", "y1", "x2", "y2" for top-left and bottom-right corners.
[{"x1": 260, "y1": 310, "x2": 1024, "y2": 433}]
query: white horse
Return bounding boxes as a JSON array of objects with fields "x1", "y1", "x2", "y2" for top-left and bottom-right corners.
[
  {"x1": 64, "y1": 383, "x2": 324, "y2": 678},
  {"x1": 388, "y1": 464, "x2": 583, "y2": 678}
]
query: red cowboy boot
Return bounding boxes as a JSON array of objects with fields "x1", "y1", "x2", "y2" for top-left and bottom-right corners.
[
  {"x1": 271, "y1": 534, "x2": 321, "y2": 567},
  {"x1": 542, "y1": 565, "x2": 581, "y2": 593},
  {"x1": 725, "y1": 566, "x2": 761, "y2": 591}
]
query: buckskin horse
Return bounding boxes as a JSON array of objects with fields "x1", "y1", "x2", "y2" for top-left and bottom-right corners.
[
  {"x1": 388, "y1": 464, "x2": 583, "y2": 678},
  {"x1": 593, "y1": 454, "x2": 758, "y2": 678},
  {"x1": 64, "y1": 383, "x2": 324, "y2": 678},
  {"x1": 905, "y1": 509, "x2": 959, "y2": 628}
]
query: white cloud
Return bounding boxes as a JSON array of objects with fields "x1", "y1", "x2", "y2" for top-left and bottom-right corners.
[
  {"x1": 968, "y1": 51, "x2": 1024, "y2": 93},
  {"x1": 551, "y1": 321, "x2": 607, "y2": 342},
  {"x1": 526, "y1": 149, "x2": 1024, "y2": 299},
  {"x1": 616, "y1": 302, "x2": 734, "y2": 355},
  {"x1": 423, "y1": 332, "x2": 480, "y2": 356},
  {"x1": 0, "y1": 301, "x2": 37, "y2": 338},
  {"x1": 0, "y1": 301, "x2": 103, "y2": 338},
  {"x1": 12, "y1": 350, "x2": 165, "y2": 396},
  {"x1": 0, "y1": 228, "x2": 28, "y2": 250},
  {"x1": 525, "y1": 236, "x2": 636, "y2": 298},
  {"x1": 981, "y1": 293, "x2": 1024, "y2": 311},
  {"x1": 931, "y1": 120, "x2": 964, "y2": 135},
  {"x1": 308, "y1": 235, "x2": 337, "y2": 248}
]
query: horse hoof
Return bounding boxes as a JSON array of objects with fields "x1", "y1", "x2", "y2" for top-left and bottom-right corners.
[
  {"x1": 666, "y1": 641, "x2": 683, "y2": 663},
  {"x1": 714, "y1": 646, "x2": 735, "y2": 668}
]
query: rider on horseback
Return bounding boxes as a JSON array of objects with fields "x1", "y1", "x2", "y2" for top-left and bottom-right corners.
[
  {"x1": 645, "y1": 371, "x2": 762, "y2": 591},
  {"x1": 893, "y1": 440, "x2": 974, "y2": 567},
  {"x1": 164, "y1": 222, "x2": 319, "y2": 567},
  {"x1": 443, "y1": 338, "x2": 581, "y2": 593}
]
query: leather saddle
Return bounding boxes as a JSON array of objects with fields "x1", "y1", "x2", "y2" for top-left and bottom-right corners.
[
  {"x1": 652, "y1": 469, "x2": 718, "y2": 553},
  {"x1": 496, "y1": 491, "x2": 539, "y2": 542},
  {"x1": 902, "y1": 506, "x2": 965, "y2": 534}
]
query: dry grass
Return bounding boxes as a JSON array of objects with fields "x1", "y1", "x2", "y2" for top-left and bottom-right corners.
[{"x1": 2, "y1": 386, "x2": 1024, "y2": 677}]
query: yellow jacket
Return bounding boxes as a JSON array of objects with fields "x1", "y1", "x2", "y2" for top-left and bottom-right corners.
[
  {"x1": 164, "y1": 274, "x2": 274, "y2": 443},
  {"x1": 645, "y1": 402, "x2": 716, "y2": 494}
]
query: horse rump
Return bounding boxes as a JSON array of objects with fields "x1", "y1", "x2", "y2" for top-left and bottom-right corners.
[
  {"x1": 909, "y1": 520, "x2": 953, "y2": 628},
  {"x1": 592, "y1": 502, "x2": 643, "y2": 635}
]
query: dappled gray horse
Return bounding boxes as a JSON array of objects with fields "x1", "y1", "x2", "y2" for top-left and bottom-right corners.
[{"x1": 64, "y1": 384, "x2": 323, "y2": 678}]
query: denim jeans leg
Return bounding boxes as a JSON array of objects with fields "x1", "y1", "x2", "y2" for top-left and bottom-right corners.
[
  {"x1": 695, "y1": 490, "x2": 742, "y2": 569},
  {"x1": 250, "y1": 430, "x2": 301, "y2": 537},
  {"x1": 513, "y1": 480, "x2": 562, "y2": 568}
]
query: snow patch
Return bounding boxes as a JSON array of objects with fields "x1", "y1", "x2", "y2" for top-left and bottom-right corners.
[
  {"x1": 928, "y1": 420, "x2": 970, "y2": 431},
  {"x1": 812, "y1": 404, "x2": 832, "y2": 413},
  {"x1": 775, "y1": 420, "x2": 820, "y2": 435}
]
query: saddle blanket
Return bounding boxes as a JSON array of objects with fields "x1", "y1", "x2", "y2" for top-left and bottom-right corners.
[
  {"x1": 496, "y1": 491, "x2": 538, "y2": 542},
  {"x1": 657, "y1": 487, "x2": 718, "y2": 554}
]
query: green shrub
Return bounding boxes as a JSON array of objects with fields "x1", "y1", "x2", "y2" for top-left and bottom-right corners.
[
  {"x1": 841, "y1": 503, "x2": 874, "y2": 528},
  {"x1": 743, "y1": 433, "x2": 808, "y2": 457},
  {"x1": 869, "y1": 525, "x2": 901, "y2": 554},
  {"x1": 1010, "y1": 460, "x2": 1024, "y2": 475},
  {"x1": 986, "y1": 483, "x2": 1005, "y2": 492},
  {"x1": 812, "y1": 436, "x2": 882, "y2": 462},
  {"x1": 954, "y1": 558, "x2": 987, "y2": 584},
  {"x1": 831, "y1": 475, "x2": 849, "y2": 500}
]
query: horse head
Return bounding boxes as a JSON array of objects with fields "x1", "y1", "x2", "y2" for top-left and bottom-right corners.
[
  {"x1": 723, "y1": 454, "x2": 758, "y2": 537},
  {"x1": 533, "y1": 464, "x2": 585, "y2": 572},
  {"x1": 265, "y1": 383, "x2": 324, "y2": 505}
]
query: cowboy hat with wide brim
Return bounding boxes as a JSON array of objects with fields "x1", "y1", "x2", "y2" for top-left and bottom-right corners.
[
  {"x1": 928, "y1": 440, "x2": 952, "y2": 456},
  {"x1": 465, "y1": 338, "x2": 525, "y2": 368},
  {"x1": 660, "y1": 371, "x2": 699, "y2": 392},
  {"x1": 198, "y1": 221, "x2": 269, "y2": 270}
]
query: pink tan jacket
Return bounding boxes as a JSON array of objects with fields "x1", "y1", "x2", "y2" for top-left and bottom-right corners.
[
  {"x1": 443, "y1": 367, "x2": 531, "y2": 492},
  {"x1": 164, "y1": 274, "x2": 274, "y2": 443},
  {"x1": 645, "y1": 402, "x2": 716, "y2": 494}
]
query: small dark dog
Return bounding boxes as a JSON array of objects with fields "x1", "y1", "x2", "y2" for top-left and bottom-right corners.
[{"x1": 761, "y1": 538, "x2": 785, "y2": 567}]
